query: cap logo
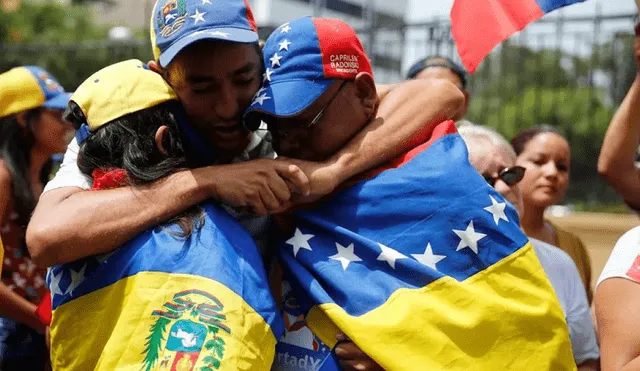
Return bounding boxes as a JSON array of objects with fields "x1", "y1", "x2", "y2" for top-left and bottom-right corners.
[
  {"x1": 157, "y1": 0, "x2": 188, "y2": 38},
  {"x1": 38, "y1": 71, "x2": 63, "y2": 92},
  {"x1": 329, "y1": 54, "x2": 359, "y2": 74}
]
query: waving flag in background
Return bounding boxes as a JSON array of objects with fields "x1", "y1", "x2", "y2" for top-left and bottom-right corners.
[
  {"x1": 277, "y1": 120, "x2": 575, "y2": 370},
  {"x1": 451, "y1": 0, "x2": 585, "y2": 73},
  {"x1": 48, "y1": 204, "x2": 283, "y2": 371}
]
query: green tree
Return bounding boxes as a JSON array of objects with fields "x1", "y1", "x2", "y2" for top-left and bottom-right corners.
[
  {"x1": 0, "y1": 1, "x2": 151, "y2": 89},
  {"x1": 466, "y1": 41, "x2": 629, "y2": 208}
]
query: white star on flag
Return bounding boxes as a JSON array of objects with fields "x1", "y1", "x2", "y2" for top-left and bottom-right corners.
[
  {"x1": 252, "y1": 93, "x2": 271, "y2": 106},
  {"x1": 484, "y1": 196, "x2": 509, "y2": 225},
  {"x1": 330, "y1": 243, "x2": 362, "y2": 271},
  {"x1": 270, "y1": 52, "x2": 283, "y2": 67},
  {"x1": 263, "y1": 68, "x2": 274, "y2": 82},
  {"x1": 49, "y1": 270, "x2": 65, "y2": 296},
  {"x1": 64, "y1": 265, "x2": 87, "y2": 296},
  {"x1": 376, "y1": 243, "x2": 407, "y2": 269},
  {"x1": 279, "y1": 39, "x2": 292, "y2": 51},
  {"x1": 412, "y1": 243, "x2": 446, "y2": 270},
  {"x1": 201, "y1": 0, "x2": 212, "y2": 4},
  {"x1": 453, "y1": 221, "x2": 487, "y2": 254},
  {"x1": 190, "y1": 9, "x2": 207, "y2": 24},
  {"x1": 280, "y1": 24, "x2": 292, "y2": 33},
  {"x1": 286, "y1": 228, "x2": 314, "y2": 257},
  {"x1": 255, "y1": 87, "x2": 267, "y2": 97}
]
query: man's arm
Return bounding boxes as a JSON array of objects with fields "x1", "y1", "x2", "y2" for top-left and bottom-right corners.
[
  {"x1": 286, "y1": 78, "x2": 465, "y2": 198},
  {"x1": 597, "y1": 28, "x2": 640, "y2": 208},
  {"x1": 27, "y1": 160, "x2": 310, "y2": 267}
]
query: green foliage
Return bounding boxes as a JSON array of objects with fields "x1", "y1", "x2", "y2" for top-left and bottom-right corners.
[
  {"x1": 467, "y1": 40, "x2": 634, "y2": 206},
  {"x1": 0, "y1": 1, "x2": 151, "y2": 89},
  {"x1": 141, "y1": 317, "x2": 170, "y2": 371}
]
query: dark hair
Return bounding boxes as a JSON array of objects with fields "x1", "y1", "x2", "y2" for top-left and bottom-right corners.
[
  {"x1": 65, "y1": 100, "x2": 204, "y2": 237},
  {"x1": 511, "y1": 125, "x2": 562, "y2": 156},
  {"x1": 0, "y1": 109, "x2": 53, "y2": 226},
  {"x1": 406, "y1": 55, "x2": 468, "y2": 88}
]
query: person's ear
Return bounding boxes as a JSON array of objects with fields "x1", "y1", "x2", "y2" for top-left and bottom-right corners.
[
  {"x1": 148, "y1": 60, "x2": 162, "y2": 74},
  {"x1": 353, "y1": 72, "x2": 377, "y2": 118},
  {"x1": 459, "y1": 89, "x2": 470, "y2": 119},
  {"x1": 15, "y1": 112, "x2": 28, "y2": 129},
  {"x1": 154, "y1": 125, "x2": 170, "y2": 156}
]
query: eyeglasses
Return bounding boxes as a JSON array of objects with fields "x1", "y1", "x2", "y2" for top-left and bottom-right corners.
[
  {"x1": 303, "y1": 80, "x2": 348, "y2": 131},
  {"x1": 244, "y1": 80, "x2": 348, "y2": 136},
  {"x1": 483, "y1": 166, "x2": 526, "y2": 187}
]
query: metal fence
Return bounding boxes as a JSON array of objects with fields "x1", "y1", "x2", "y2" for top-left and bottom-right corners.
[{"x1": 1, "y1": 10, "x2": 638, "y2": 208}]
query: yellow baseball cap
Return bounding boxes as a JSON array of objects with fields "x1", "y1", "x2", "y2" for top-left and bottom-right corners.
[
  {"x1": 71, "y1": 59, "x2": 178, "y2": 132},
  {"x1": 0, "y1": 66, "x2": 71, "y2": 118}
]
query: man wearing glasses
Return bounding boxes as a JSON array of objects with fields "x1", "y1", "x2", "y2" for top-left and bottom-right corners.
[
  {"x1": 245, "y1": 16, "x2": 576, "y2": 370},
  {"x1": 457, "y1": 124, "x2": 600, "y2": 371}
]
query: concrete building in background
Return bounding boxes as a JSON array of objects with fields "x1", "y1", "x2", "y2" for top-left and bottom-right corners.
[{"x1": 249, "y1": 0, "x2": 408, "y2": 82}]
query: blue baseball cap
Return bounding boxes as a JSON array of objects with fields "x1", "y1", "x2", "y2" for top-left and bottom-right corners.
[
  {"x1": 150, "y1": 0, "x2": 259, "y2": 68},
  {"x1": 243, "y1": 17, "x2": 372, "y2": 127},
  {"x1": 0, "y1": 66, "x2": 71, "y2": 118}
]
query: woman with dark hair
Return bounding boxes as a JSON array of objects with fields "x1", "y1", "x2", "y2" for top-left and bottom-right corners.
[
  {"x1": 47, "y1": 60, "x2": 282, "y2": 370},
  {"x1": 511, "y1": 126, "x2": 593, "y2": 303},
  {"x1": 0, "y1": 66, "x2": 72, "y2": 369}
]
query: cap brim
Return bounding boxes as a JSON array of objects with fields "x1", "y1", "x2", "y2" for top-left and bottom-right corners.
[
  {"x1": 159, "y1": 28, "x2": 259, "y2": 67},
  {"x1": 244, "y1": 79, "x2": 333, "y2": 124},
  {"x1": 42, "y1": 92, "x2": 71, "y2": 110}
]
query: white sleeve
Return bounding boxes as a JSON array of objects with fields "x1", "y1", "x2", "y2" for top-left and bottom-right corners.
[
  {"x1": 565, "y1": 262, "x2": 599, "y2": 364},
  {"x1": 597, "y1": 226, "x2": 640, "y2": 288},
  {"x1": 43, "y1": 138, "x2": 92, "y2": 193}
]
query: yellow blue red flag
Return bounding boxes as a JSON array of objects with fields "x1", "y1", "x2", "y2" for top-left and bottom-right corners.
[
  {"x1": 48, "y1": 203, "x2": 283, "y2": 371},
  {"x1": 277, "y1": 120, "x2": 575, "y2": 370}
]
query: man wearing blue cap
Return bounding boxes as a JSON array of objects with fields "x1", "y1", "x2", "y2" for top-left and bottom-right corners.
[
  {"x1": 244, "y1": 17, "x2": 574, "y2": 371},
  {"x1": 28, "y1": 0, "x2": 464, "y2": 267}
]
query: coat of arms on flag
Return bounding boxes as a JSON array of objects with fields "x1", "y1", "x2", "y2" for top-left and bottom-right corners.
[{"x1": 142, "y1": 290, "x2": 231, "y2": 371}]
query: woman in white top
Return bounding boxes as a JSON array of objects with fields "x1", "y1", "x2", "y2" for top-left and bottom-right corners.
[{"x1": 595, "y1": 227, "x2": 640, "y2": 371}]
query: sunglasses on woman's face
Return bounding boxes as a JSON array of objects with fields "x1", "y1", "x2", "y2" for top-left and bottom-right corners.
[{"x1": 483, "y1": 166, "x2": 526, "y2": 187}]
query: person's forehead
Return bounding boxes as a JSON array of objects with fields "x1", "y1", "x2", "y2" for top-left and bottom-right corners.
[
  {"x1": 415, "y1": 67, "x2": 463, "y2": 87},
  {"x1": 525, "y1": 133, "x2": 570, "y2": 156},
  {"x1": 471, "y1": 144, "x2": 513, "y2": 172},
  {"x1": 172, "y1": 41, "x2": 260, "y2": 76}
]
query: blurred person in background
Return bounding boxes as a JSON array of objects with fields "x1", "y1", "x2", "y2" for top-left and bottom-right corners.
[
  {"x1": 597, "y1": 23, "x2": 640, "y2": 212},
  {"x1": 406, "y1": 55, "x2": 470, "y2": 121},
  {"x1": 458, "y1": 124, "x2": 599, "y2": 371},
  {"x1": 0, "y1": 66, "x2": 72, "y2": 370},
  {"x1": 512, "y1": 126, "x2": 593, "y2": 303}
]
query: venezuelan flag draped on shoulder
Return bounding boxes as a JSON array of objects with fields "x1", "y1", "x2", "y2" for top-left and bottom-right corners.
[
  {"x1": 277, "y1": 121, "x2": 575, "y2": 370},
  {"x1": 47, "y1": 60, "x2": 282, "y2": 371}
]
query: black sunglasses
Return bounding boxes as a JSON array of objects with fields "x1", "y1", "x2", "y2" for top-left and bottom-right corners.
[{"x1": 483, "y1": 166, "x2": 526, "y2": 187}]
